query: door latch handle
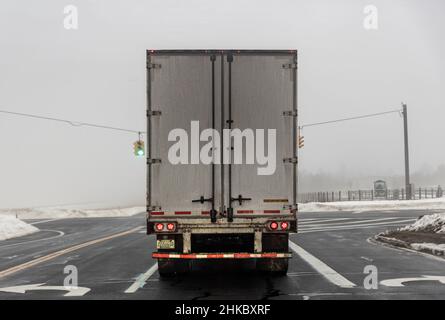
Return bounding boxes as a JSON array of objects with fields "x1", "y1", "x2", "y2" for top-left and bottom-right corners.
[
  {"x1": 192, "y1": 196, "x2": 213, "y2": 204},
  {"x1": 231, "y1": 194, "x2": 252, "y2": 206}
]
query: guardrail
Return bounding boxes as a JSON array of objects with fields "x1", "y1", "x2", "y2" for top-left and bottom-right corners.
[{"x1": 299, "y1": 187, "x2": 444, "y2": 203}]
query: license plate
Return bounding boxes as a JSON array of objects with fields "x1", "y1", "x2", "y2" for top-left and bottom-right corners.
[{"x1": 157, "y1": 239, "x2": 175, "y2": 249}]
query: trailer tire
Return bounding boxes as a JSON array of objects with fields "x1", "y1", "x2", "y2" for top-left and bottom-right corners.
[
  {"x1": 256, "y1": 258, "x2": 288, "y2": 275},
  {"x1": 158, "y1": 259, "x2": 191, "y2": 277}
]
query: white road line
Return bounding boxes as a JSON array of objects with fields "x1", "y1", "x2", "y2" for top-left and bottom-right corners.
[
  {"x1": 299, "y1": 219, "x2": 415, "y2": 232},
  {"x1": 299, "y1": 218, "x2": 352, "y2": 225},
  {"x1": 288, "y1": 240, "x2": 356, "y2": 288},
  {"x1": 125, "y1": 263, "x2": 158, "y2": 293},
  {"x1": 29, "y1": 219, "x2": 61, "y2": 225},
  {"x1": 0, "y1": 226, "x2": 142, "y2": 279},
  {"x1": 0, "y1": 230, "x2": 65, "y2": 249},
  {"x1": 300, "y1": 217, "x2": 399, "y2": 228},
  {"x1": 298, "y1": 223, "x2": 414, "y2": 234},
  {"x1": 300, "y1": 217, "x2": 352, "y2": 223}
]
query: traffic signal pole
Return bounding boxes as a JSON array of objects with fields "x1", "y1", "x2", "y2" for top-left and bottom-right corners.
[{"x1": 402, "y1": 103, "x2": 411, "y2": 200}]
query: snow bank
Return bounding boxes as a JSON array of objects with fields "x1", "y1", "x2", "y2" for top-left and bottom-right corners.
[
  {"x1": 0, "y1": 206, "x2": 145, "y2": 220},
  {"x1": 410, "y1": 243, "x2": 445, "y2": 252},
  {"x1": 0, "y1": 215, "x2": 39, "y2": 241},
  {"x1": 299, "y1": 198, "x2": 445, "y2": 213},
  {"x1": 409, "y1": 242, "x2": 445, "y2": 256},
  {"x1": 400, "y1": 213, "x2": 445, "y2": 233}
]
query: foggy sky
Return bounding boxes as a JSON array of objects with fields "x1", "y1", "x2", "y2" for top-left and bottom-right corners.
[{"x1": 1, "y1": 0, "x2": 444, "y2": 208}]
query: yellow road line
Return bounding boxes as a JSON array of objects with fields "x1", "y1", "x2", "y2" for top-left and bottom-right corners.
[{"x1": 0, "y1": 226, "x2": 143, "y2": 279}]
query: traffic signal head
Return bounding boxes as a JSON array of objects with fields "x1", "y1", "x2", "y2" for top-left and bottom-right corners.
[{"x1": 134, "y1": 140, "x2": 145, "y2": 157}]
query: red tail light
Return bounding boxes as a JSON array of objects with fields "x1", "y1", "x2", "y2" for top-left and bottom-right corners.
[
  {"x1": 269, "y1": 221, "x2": 278, "y2": 230},
  {"x1": 166, "y1": 223, "x2": 175, "y2": 231},
  {"x1": 267, "y1": 220, "x2": 290, "y2": 231},
  {"x1": 154, "y1": 222, "x2": 177, "y2": 232}
]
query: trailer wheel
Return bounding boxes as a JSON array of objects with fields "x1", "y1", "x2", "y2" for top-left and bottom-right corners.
[
  {"x1": 158, "y1": 259, "x2": 191, "y2": 277},
  {"x1": 256, "y1": 258, "x2": 288, "y2": 275}
]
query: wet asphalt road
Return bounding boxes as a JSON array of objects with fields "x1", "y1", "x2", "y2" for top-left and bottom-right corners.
[{"x1": 0, "y1": 210, "x2": 444, "y2": 300}]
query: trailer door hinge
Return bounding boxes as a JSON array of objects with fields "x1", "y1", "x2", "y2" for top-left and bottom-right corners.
[
  {"x1": 147, "y1": 158, "x2": 162, "y2": 164},
  {"x1": 282, "y1": 63, "x2": 297, "y2": 69},
  {"x1": 284, "y1": 204, "x2": 298, "y2": 211},
  {"x1": 283, "y1": 110, "x2": 297, "y2": 117},
  {"x1": 283, "y1": 157, "x2": 298, "y2": 164},
  {"x1": 147, "y1": 110, "x2": 162, "y2": 117},
  {"x1": 148, "y1": 205, "x2": 162, "y2": 212},
  {"x1": 147, "y1": 63, "x2": 161, "y2": 69}
]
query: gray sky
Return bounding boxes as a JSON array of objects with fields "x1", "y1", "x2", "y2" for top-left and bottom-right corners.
[{"x1": 0, "y1": 0, "x2": 444, "y2": 208}]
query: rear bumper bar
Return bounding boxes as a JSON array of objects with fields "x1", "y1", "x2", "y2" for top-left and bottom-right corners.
[{"x1": 152, "y1": 252, "x2": 292, "y2": 259}]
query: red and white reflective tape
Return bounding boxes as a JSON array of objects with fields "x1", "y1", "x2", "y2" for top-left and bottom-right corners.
[
  {"x1": 152, "y1": 252, "x2": 292, "y2": 259},
  {"x1": 150, "y1": 211, "x2": 165, "y2": 215},
  {"x1": 150, "y1": 210, "x2": 289, "y2": 216},
  {"x1": 236, "y1": 209, "x2": 283, "y2": 214}
]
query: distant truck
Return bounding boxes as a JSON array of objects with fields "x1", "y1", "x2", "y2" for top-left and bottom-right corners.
[
  {"x1": 145, "y1": 50, "x2": 299, "y2": 276},
  {"x1": 373, "y1": 180, "x2": 388, "y2": 198}
]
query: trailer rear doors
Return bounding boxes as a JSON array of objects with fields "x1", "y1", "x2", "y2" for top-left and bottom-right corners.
[{"x1": 147, "y1": 50, "x2": 298, "y2": 220}]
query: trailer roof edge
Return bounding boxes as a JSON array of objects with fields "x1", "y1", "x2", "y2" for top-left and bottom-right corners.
[{"x1": 146, "y1": 49, "x2": 298, "y2": 55}]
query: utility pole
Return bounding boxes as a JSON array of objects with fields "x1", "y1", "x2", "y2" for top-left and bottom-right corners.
[{"x1": 402, "y1": 103, "x2": 411, "y2": 199}]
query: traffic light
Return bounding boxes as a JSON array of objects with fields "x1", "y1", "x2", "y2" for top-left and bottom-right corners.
[
  {"x1": 133, "y1": 140, "x2": 145, "y2": 157},
  {"x1": 298, "y1": 135, "x2": 304, "y2": 149}
]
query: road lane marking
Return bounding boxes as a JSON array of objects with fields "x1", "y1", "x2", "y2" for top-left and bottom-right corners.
[
  {"x1": 0, "y1": 230, "x2": 65, "y2": 249},
  {"x1": 29, "y1": 219, "x2": 62, "y2": 225},
  {"x1": 0, "y1": 226, "x2": 143, "y2": 279},
  {"x1": 299, "y1": 219, "x2": 415, "y2": 232},
  {"x1": 288, "y1": 240, "x2": 356, "y2": 288},
  {"x1": 300, "y1": 217, "x2": 401, "y2": 228},
  {"x1": 360, "y1": 256, "x2": 374, "y2": 262},
  {"x1": 299, "y1": 223, "x2": 414, "y2": 234},
  {"x1": 380, "y1": 275, "x2": 445, "y2": 287},
  {"x1": 301, "y1": 219, "x2": 415, "y2": 231},
  {"x1": 299, "y1": 218, "x2": 351, "y2": 225},
  {"x1": 0, "y1": 283, "x2": 91, "y2": 297},
  {"x1": 125, "y1": 263, "x2": 158, "y2": 293}
]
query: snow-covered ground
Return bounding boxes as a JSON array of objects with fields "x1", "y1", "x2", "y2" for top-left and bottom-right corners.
[
  {"x1": 299, "y1": 198, "x2": 445, "y2": 213},
  {"x1": 0, "y1": 206, "x2": 145, "y2": 220},
  {"x1": 1, "y1": 199, "x2": 444, "y2": 219},
  {"x1": 410, "y1": 243, "x2": 445, "y2": 252},
  {"x1": 400, "y1": 212, "x2": 445, "y2": 233},
  {"x1": 0, "y1": 215, "x2": 39, "y2": 241},
  {"x1": 376, "y1": 212, "x2": 445, "y2": 256}
]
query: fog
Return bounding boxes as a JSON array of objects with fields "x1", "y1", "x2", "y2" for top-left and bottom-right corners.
[{"x1": 0, "y1": 0, "x2": 444, "y2": 208}]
